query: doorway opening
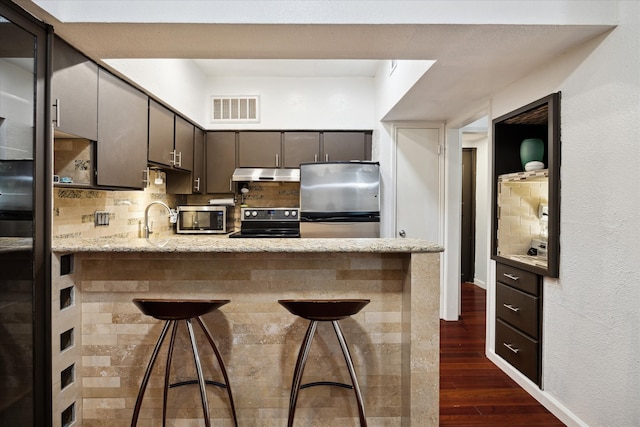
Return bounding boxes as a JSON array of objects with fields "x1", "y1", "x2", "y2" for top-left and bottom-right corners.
[{"x1": 461, "y1": 148, "x2": 476, "y2": 283}]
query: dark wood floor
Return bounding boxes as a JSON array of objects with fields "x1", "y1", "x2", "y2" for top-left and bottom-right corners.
[{"x1": 440, "y1": 282, "x2": 565, "y2": 426}]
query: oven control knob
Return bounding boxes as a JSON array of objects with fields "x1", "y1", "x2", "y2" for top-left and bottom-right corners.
[
  {"x1": 284, "y1": 211, "x2": 290, "y2": 217},
  {"x1": 244, "y1": 210, "x2": 251, "y2": 217},
  {"x1": 291, "y1": 210, "x2": 297, "y2": 217},
  {"x1": 251, "y1": 210, "x2": 258, "y2": 217}
]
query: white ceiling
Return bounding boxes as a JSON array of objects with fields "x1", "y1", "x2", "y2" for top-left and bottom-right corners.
[
  {"x1": 15, "y1": 0, "x2": 614, "y2": 122},
  {"x1": 191, "y1": 59, "x2": 382, "y2": 78}
]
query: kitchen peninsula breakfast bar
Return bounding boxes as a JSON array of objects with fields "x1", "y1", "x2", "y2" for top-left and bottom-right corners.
[{"x1": 51, "y1": 237, "x2": 442, "y2": 426}]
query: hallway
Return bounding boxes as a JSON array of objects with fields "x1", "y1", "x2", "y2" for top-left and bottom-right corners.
[{"x1": 440, "y1": 282, "x2": 565, "y2": 426}]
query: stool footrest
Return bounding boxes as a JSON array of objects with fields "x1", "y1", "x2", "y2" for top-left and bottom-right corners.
[
  {"x1": 301, "y1": 381, "x2": 353, "y2": 390},
  {"x1": 169, "y1": 379, "x2": 228, "y2": 389}
]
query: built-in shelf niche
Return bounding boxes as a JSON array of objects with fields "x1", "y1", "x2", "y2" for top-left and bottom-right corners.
[
  {"x1": 60, "y1": 286, "x2": 74, "y2": 310},
  {"x1": 61, "y1": 364, "x2": 75, "y2": 390},
  {"x1": 491, "y1": 92, "x2": 560, "y2": 278},
  {"x1": 60, "y1": 328, "x2": 74, "y2": 352},
  {"x1": 61, "y1": 402, "x2": 75, "y2": 427},
  {"x1": 54, "y1": 136, "x2": 94, "y2": 187}
]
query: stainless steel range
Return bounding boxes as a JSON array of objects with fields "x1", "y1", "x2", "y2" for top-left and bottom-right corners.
[{"x1": 229, "y1": 207, "x2": 300, "y2": 238}]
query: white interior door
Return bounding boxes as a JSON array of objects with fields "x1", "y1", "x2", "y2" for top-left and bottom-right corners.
[{"x1": 395, "y1": 126, "x2": 442, "y2": 242}]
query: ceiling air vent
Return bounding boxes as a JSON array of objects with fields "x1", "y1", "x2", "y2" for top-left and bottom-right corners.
[{"x1": 211, "y1": 96, "x2": 259, "y2": 123}]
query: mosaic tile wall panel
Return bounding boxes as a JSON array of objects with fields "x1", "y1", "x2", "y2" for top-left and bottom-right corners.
[{"x1": 49, "y1": 251, "x2": 440, "y2": 426}]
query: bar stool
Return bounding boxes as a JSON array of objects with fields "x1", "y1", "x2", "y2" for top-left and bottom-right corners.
[
  {"x1": 278, "y1": 299, "x2": 370, "y2": 427},
  {"x1": 131, "y1": 299, "x2": 238, "y2": 427}
]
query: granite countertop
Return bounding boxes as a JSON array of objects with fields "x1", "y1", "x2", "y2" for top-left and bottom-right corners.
[{"x1": 51, "y1": 236, "x2": 443, "y2": 254}]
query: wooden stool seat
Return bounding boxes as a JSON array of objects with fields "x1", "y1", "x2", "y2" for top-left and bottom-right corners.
[
  {"x1": 278, "y1": 299, "x2": 370, "y2": 321},
  {"x1": 133, "y1": 298, "x2": 230, "y2": 320}
]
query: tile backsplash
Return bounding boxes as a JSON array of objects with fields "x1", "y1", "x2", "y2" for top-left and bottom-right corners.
[
  {"x1": 496, "y1": 178, "x2": 548, "y2": 256},
  {"x1": 53, "y1": 175, "x2": 300, "y2": 239}
]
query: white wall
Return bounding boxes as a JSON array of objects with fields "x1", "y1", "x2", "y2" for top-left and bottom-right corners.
[
  {"x1": 105, "y1": 59, "x2": 209, "y2": 125},
  {"x1": 487, "y1": 2, "x2": 640, "y2": 425},
  {"x1": 204, "y1": 76, "x2": 375, "y2": 130},
  {"x1": 105, "y1": 59, "x2": 377, "y2": 131}
]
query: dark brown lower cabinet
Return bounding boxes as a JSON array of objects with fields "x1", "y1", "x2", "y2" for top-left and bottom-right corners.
[{"x1": 495, "y1": 262, "x2": 542, "y2": 386}]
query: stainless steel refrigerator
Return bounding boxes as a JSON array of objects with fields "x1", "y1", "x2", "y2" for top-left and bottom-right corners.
[{"x1": 300, "y1": 161, "x2": 380, "y2": 238}]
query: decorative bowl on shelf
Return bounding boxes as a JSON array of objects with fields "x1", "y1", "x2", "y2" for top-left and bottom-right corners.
[
  {"x1": 520, "y1": 138, "x2": 544, "y2": 169},
  {"x1": 525, "y1": 161, "x2": 545, "y2": 171}
]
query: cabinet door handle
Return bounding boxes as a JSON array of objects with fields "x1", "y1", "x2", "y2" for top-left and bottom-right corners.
[
  {"x1": 54, "y1": 98, "x2": 61, "y2": 127},
  {"x1": 170, "y1": 150, "x2": 176, "y2": 166},
  {"x1": 194, "y1": 177, "x2": 200, "y2": 192},
  {"x1": 142, "y1": 168, "x2": 150, "y2": 188},
  {"x1": 275, "y1": 154, "x2": 279, "y2": 167},
  {"x1": 325, "y1": 153, "x2": 329, "y2": 162},
  {"x1": 503, "y1": 303, "x2": 520, "y2": 312},
  {"x1": 314, "y1": 154, "x2": 318, "y2": 162},
  {"x1": 503, "y1": 273, "x2": 520, "y2": 281},
  {"x1": 229, "y1": 179, "x2": 233, "y2": 192},
  {"x1": 503, "y1": 342, "x2": 520, "y2": 354},
  {"x1": 175, "y1": 151, "x2": 182, "y2": 167}
]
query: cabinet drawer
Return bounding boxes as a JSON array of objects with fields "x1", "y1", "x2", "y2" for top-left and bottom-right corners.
[
  {"x1": 496, "y1": 319, "x2": 540, "y2": 385},
  {"x1": 496, "y1": 263, "x2": 540, "y2": 295},
  {"x1": 496, "y1": 283, "x2": 539, "y2": 338}
]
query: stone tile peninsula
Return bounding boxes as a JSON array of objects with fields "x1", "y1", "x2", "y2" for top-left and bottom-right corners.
[{"x1": 51, "y1": 237, "x2": 443, "y2": 426}]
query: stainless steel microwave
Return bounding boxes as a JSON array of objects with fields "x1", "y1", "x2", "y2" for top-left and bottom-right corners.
[{"x1": 176, "y1": 205, "x2": 234, "y2": 234}]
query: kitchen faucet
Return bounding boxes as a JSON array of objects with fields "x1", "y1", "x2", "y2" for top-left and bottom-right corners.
[{"x1": 143, "y1": 201, "x2": 177, "y2": 238}]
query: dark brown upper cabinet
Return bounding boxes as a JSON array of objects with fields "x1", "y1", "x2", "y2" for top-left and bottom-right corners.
[
  {"x1": 192, "y1": 128, "x2": 206, "y2": 194},
  {"x1": 206, "y1": 131, "x2": 236, "y2": 193},
  {"x1": 174, "y1": 115, "x2": 194, "y2": 172},
  {"x1": 491, "y1": 92, "x2": 560, "y2": 278},
  {"x1": 238, "y1": 131, "x2": 282, "y2": 168},
  {"x1": 148, "y1": 99, "x2": 175, "y2": 167},
  {"x1": 283, "y1": 131, "x2": 373, "y2": 167},
  {"x1": 96, "y1": 69, "x2": 148, "y2": 189},
  {"x1": 148, "y1": 100, "x2": 194, "y2": 172},
  {"x1": 322, "y1": 131, "x2": 371, "y2": 162},
  {"x1": 52, "y1": 36, "x2": 98, "y2": 141},
  {"x1": 283, "y1": 132, "x2": 320, "y2": 167}
]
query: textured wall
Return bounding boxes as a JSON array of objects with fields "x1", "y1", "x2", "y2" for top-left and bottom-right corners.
[{"x1": 489, "y1": 2, "x2": 640, "y2": 425}]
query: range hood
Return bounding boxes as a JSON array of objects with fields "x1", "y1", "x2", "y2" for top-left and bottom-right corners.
[{"x1": 231, "y1": 168, "x2": 300, "y2": 182}]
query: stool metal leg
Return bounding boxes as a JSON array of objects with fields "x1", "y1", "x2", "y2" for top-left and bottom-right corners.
[
  {"x1": 288, "y1": 320, "x2": 318, "y2": 427},
  {"x1": 131, "y1": 320, "x2": 172, "y2": 427},
  {"x1": 332, "y1": 320, "x2": 368, "y2": 427},
  {"x1": 186, "y1": 318, "x2": 212, "y2": 427},
  {"x1": 195, "y1": 316, "x2": 239, "y2": 427},
  {"x1": 162, "y1": 321, "x2": 179, "y2": 427}
]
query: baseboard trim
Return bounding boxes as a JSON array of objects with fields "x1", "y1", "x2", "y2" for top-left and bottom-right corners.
[
  {"x1": 472, "y1": 278, "x2": 486, "y2": 289},
  {"x1": 487, "y1": 351, "x2": 589, "y2": 427}
]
